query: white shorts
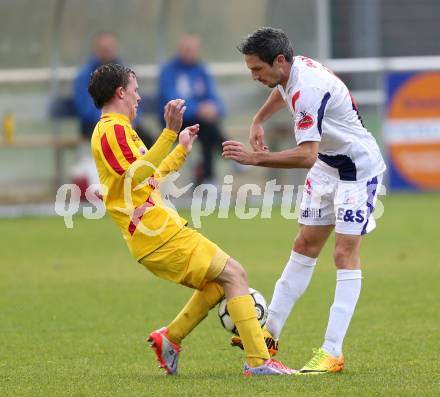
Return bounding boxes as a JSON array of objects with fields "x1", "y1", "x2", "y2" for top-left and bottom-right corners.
[{"x1": 299, "y1": 160, "x2": 383, "y2": 235}]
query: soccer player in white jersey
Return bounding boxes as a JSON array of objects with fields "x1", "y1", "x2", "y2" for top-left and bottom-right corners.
[{"x1": 223, "y1": 27, "x2": 386, "y2": 374}]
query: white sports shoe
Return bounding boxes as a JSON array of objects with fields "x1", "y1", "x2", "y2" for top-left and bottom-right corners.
[
  {"x1": 147, "y1": 327, "x2": 181, "y2": 375},
  {"x1": 243, "y1": 359, "x2": 296, "y2": 376}
]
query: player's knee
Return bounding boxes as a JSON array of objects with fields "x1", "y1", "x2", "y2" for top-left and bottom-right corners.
[
  {"x1": 334, "y1": 238, "x2": 361, "y2": 268},
  {"x1": 217, "y1": 258, "x2": 248, "y2": 287},
  {"x1": 333, "y1": 246, "x2": 356, "y2": 268},
  {"x1": 230, "y1": 259, "x2": 248, "y2": 286},
  {"x1": 333, "y1": 248, "x2": 346, "y2": 268},
  {"x1": 293, "y1": 233, "x2": 306, "y2": 252},
  {"x1": 293, "y1": 233, "x2": 316, "y2": 256}
]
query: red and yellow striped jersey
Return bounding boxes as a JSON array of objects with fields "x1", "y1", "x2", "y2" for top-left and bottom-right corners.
[{"x1": 91, "y1": 112, "x2": 188, "y2": 259}]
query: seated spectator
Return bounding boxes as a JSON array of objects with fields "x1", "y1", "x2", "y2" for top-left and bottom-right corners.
[
  {"x1": 158, "y1": 34, "x2": 226, "y2": 184},
  {"x1": 73, "y1": 32, "x2": 153, "y2": 146}
]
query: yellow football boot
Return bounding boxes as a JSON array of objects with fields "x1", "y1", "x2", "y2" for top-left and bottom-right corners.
[{"x1": 297, "y1": 348, "x2": 344, "y2": 374}]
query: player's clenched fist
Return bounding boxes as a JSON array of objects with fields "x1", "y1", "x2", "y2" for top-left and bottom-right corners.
[{"x1": 164, "y1": 99, "x2": 186, "y2": 133}]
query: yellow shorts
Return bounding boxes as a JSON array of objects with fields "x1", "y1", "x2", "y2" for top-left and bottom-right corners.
[{"x1": 139, "y1": 226, "x2": 229, "y2": 290}]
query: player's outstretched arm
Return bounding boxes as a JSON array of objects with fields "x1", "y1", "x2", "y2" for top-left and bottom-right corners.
[
  {"x1": 128, "y1": 99, "x2": 186, "y2": 184},
  {"x1": 154, "y1": 124, "x2": 200, "y2": 178},
  {"x1": 223, "y1": 140, "x2": 319, "y2": 169},
  {"x1": 250, "y1": 88, "x2": 286, "y2": 151}
]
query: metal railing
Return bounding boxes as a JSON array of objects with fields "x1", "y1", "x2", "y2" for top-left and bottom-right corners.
[{"x1": 1, "y1": 55, "x2": 440, "y2": 106}]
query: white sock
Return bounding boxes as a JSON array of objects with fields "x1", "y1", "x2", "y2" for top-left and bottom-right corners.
[
  {"x1": 266, "y1": 251, "x2": 317, "y2": 339},
  {"x1": 322, "y1": 269, "x2": 362, "y2": 357}
]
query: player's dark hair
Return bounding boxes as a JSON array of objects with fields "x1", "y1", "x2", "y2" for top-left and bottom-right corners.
[
  {"x1": 88, "y1": 63, "x2": 135, "y2": 109},
  {"x1": 237, "y1": 27, "x2": 293, "y2": 65}
]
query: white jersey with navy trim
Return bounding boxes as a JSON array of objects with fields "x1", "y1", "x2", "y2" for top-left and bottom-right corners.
[{"x1": 277, "y1": 56, "x2": 386, "y2": 181}]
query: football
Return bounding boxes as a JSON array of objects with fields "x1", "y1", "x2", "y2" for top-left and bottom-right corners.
[{"x1": 218, "y1": 288, "x2": 268, "y2": 334}]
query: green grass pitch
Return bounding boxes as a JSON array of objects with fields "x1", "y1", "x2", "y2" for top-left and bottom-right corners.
[{"x1": 1, "y1": 193, "x2": 439, "y2": 396}]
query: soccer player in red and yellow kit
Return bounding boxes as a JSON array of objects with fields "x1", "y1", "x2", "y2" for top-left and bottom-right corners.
[{"x1": 87, "y1": 63, "x2": 293, "y2": 376}]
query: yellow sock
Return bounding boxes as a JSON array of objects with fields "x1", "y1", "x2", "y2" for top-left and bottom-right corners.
[
  {"x1": 167, "y1": 282, "x2": 224, "y2": 344},
  {"x1": 227, "y1": 295, "x2": 270, "y2": 368}
]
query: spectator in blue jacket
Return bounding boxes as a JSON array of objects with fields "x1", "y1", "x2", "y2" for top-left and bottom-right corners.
[
  {"x1": 73, "y1": 32, "x2": 153, "y2": 146},
  {"x1": 158, "y1": 34, "x2": 227, "y2": 184}
]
